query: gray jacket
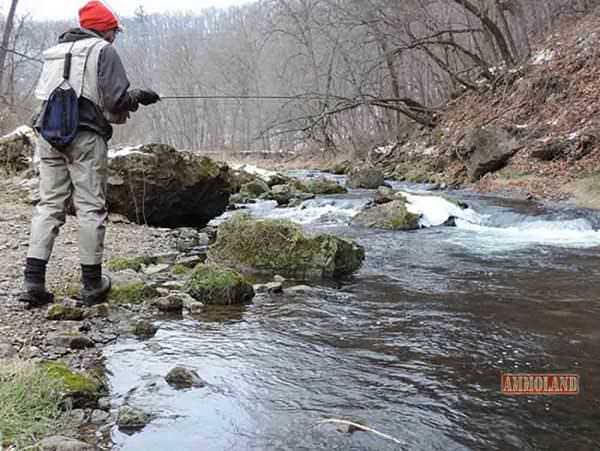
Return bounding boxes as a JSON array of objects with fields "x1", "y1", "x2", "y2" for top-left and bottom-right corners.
[{"x1": 35, "y1": 28, "x2": 138, "y2": 141}]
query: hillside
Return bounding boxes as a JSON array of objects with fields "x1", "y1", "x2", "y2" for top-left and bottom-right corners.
[{"x1": 375, "y1": 9, "x2": 600, "y2": 208}]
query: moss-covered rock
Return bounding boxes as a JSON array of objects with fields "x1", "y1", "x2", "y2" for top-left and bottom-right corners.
[
  {"x1": 108, "y1": 282, "x2": 159, "y2": 305},
  {"x1": 329, "y1": 160, "x2": 352, "y2": 175},
  {"x1": 107, "y1": 256, "x2": 149, "y2": 272},
  {"x1": 184, "y1": 264, "x2": 254, "y2": 305},
  {"x1": 171, "y1": 264, "x2": 192, "y2": 275},
  {"x1": 347, "y1": 166, "x2": 385, "y2": 189},
  {"x1": 241, "y1": 179, "x2": 270, "y2": 197},
  {"x1": 46, "y1": 304, "x2": 85, "y2": 321},
  {"x1": 352, "y1": 199, "x2": 420, "y2": 230},
  {"x1": 43, "y1": 362, "x2": 105, "y2": 408},
  {"x1": 208, "y1": 214, "x2": 365, "y2": 278},
  {"x1": 264, "y1": 184, "x2": 315, "y2": 206},
  {"x1": 304, "y1": 177, "x2": 347, "y2": 195}
]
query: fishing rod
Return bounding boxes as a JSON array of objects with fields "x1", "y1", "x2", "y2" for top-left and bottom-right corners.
[
  {"x1": 160, "y1": 95, "x2": 336, "y2": 101},
  {"x1": 0, "y1": 46, "x2": 425, "y2": 107}
]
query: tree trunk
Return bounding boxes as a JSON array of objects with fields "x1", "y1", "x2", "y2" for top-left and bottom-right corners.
[
  {"x1": 453, "y1": 0, "x2": 515, "y2": 66},
  {"x1": 0, "y1": 0, "x2": 19, "y2": 97}
]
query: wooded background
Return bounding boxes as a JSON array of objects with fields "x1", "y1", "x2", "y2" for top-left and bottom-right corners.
[{"x1": 0, "y1": 0, "x2": 597, "y2": 154}]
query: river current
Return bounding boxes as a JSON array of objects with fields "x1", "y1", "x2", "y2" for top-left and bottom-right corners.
[{"x1": 107, "y1": 174, "x2": 600, "y2": 451}]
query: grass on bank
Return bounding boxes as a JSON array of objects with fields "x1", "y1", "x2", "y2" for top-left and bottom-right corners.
[{"x1": 0, "y1": 359, "x2": 63, "y2": 448}]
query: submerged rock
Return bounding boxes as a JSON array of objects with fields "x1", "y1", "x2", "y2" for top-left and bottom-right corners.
[
  {"x1": 346, "y1": 166, "x2": 385, "y2": 189},
  {"x1": 117, "y1": 406, "x2": 152, "y2": 432},
  {"x1": 208, "y1": 214, "x2": 365, "y2": 278},
  {"x1": 184, "y1": 264, "x2": 255, "y2": 305},
  {"x1": 165, "y1": 366, "x2": 206, "y2": 389},
  {"x1": 132, "y1": 321, "x2": 158, "y2": 339},
  {"x1": 107, "y1": 144, "x2": 234, "y2": 228}
]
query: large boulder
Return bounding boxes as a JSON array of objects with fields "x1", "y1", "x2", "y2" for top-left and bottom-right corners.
[
  {"x1": 352, "y1": 199, "x2": 420, "y2": 230},
  {"x1": 208, "y1": 214, "x2": 365, "y2": 278},
  {"x1": 0, "y1": 126, "x2": 36, "y2": 174},
  {"x1": 266, "y1": 184, "x2": 315, "y2": 206},
  {"x1": 240, "y1": 179, "x2": 270, "y2": 197},
  {"x1": 346, "y1": 166, "x2": 385, "y2": 189},
  {"x1": 230, "y1": 163, "x2": 288, "y2": 187},
  {"x1": 304, "y1": 176, "x2": 347, "y2": 195},
  {"x1": 461, "y1": 127, "x2": 520, "y2": 181},
  {"x1": 107, "y1": 144, "x2": 234, "y2": 228}
]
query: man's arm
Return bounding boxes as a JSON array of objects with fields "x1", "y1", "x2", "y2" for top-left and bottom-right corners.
[{"x1": 97, "y1": 45, "x2": 138, "y2": 113}]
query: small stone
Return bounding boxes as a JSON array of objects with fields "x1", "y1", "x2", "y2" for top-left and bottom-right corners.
[
  {"x1": 66, "y1": 409, "x2": 88, "y2": 425},
  {"x1": 153, "y1": 294, "x2": 184, "y2": 312},
  {"x1": 132, "y1": 321, "x2": 158, "y2": 339},
  {"x1": 97, "y1": 397, "x2": 111, "y2": 411},
  {"x1": 142, "y1": 263, "x2": 170, "y2": 275},
  {"x1": 286, "y1": 285, "x2": 315, "y2": 294},
  {"x1": 175, "y1": 255, "x2": 205, "y2": 268},
  {"x1": 253, "y1": 282, "x2": 283, "y2": 294},
  {"x1": 165, "y1": 366, "x2": 206, "y2": 389},
  {"x1": 90, "y1": 409, "x2": 111, "y2": 425},
  {"x1": 161, "y1": 280, "x2": 185, "y2": 289},
  {"x1": 38, "y1": 435, "x2": 94, "y2": 451},
  {"x1": 69, "y1": 335, "x2": 95, "y2": 350},
  {"x1": 273, "y1": 275, "x2": 286, "y2": 283},
  {"x1": 0, "y1": 341, "x2": 17, "y2": 358},
  {"x1": 117, "y1": 406, "x2": 152, "y2": 432},
  {"x1": 83, "y1": 303, "x2": 110, "y2": 319}
]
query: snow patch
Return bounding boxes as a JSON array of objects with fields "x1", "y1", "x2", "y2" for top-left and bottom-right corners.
[
  {"x1": 108, "y1": 146, "x2": 146, "y2": 158},
  {"x1": 231, "y1": 163, "x2": 282, "y2": 183},
  {"x1": 373, "y1": 144, "x2": 395, "y2": 155},
  {"x1": 1, "y1": 125, "x2": 36, "y2": 142},
  {"x1": 532, "y1": 49, "x2": 555, "y2": 65},
  {"x1": 401, "y1": 192, "x2": 482, "y2": 228}
]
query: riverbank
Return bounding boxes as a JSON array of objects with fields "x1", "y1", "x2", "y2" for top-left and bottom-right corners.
[{"x1": 0, "y1": 192, "x2": 178, "y2": 449}]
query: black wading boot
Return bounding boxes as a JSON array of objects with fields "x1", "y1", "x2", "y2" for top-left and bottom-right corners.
[
  {"x1": 18, "y1": 258, "x2": 54, "y2": 307},
  {"x1": 81, "y1": 264, "x2": 111, "y2": 306}
]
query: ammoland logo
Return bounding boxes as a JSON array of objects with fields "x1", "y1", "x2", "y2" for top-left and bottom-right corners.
[{"x1": 501, "y1": 373, "x2": 580, "y2": 395}]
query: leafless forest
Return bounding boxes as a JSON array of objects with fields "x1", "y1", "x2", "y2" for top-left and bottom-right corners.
[{"x1": 0, "y1": 0, "x2": 597, "y2": 153}]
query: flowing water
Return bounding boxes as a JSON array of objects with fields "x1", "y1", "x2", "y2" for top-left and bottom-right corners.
[{"x1": 107, "y1": 174, "x2": 600, "y2": 451}]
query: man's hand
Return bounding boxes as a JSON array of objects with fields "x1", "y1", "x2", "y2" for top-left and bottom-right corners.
[{"x1": 129, "y1": 88, "x2": 161, "y2": 106}]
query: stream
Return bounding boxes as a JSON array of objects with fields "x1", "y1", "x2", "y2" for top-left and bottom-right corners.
[{"x1": 106, "y1": 174, "x2": 600, "y2": 451}]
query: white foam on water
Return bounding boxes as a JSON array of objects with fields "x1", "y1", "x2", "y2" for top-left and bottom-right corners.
[
  {"x1": 401, "y1": 192, "x2": 482, "y2": 227},
  {"x1": 246, "y1": 198, "x2": 368, "y2": 225},
  {"x1": 455, "y1": 217, "x2": 600, "y2": 249}
]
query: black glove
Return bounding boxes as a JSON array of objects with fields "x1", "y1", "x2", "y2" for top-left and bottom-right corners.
[{"x1": 129, "y1": 88, "x2": 161, "y2": 106}]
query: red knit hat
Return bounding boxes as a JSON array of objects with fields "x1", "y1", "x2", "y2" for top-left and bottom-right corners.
[{"x1": 79, "y1": 1, "x2": 121, "y2": 32}]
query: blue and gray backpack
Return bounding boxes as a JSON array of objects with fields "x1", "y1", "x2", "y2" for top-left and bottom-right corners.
[{"x1": 39, "y1": 47, "x2": 79, "y2": 150}]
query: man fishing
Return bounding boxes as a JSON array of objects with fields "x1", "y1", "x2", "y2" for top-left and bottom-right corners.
[{"x1": 20, "y1": 0, "x2": 160, "y2": 306}]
